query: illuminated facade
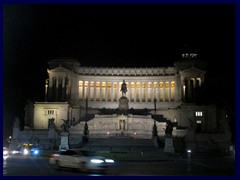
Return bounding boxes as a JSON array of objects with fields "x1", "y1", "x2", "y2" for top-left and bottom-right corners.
[
  {"x1": 10, "y1": 53, "x2": 232, "y2": 152},
  {"x1": 33, "y1": 53, "x2": 204, "y2": 129}
]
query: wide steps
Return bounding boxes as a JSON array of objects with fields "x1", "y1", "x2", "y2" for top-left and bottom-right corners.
[
  {"x1": 88, "y1": 138, "x2": 153, "y2": 146},
  {"x1": 82, "y1": 138, "x2": 156, "y2": 152}
]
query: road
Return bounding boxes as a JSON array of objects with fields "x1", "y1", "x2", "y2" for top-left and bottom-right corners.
[{"x1": 3, "y1": 154, "x2": 235, "y2": 176}]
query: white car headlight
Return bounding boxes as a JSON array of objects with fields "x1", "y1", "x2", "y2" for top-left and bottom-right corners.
[
  {"x1": 3, "y1": 156, "x2": 8, "y2": 160},
  {"x1": 12, "y1": 150, "x2": 19, "y2": 154},
  {"x1": 23, "y1": 148, "x2": 29, "y2": 155},
  {"x1": 3, "y1": 150, "x2": 8, "y2": 155},
  {"x1": 90, "y1": 159, "x2": 104, "y2": 164},
  {"x1": 105, "y1": 159, "x2": 114, "y2": 163}
]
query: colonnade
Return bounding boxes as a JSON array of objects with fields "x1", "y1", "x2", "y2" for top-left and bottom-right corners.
[
  {"x1": 79, "y1": 80, "x2": 177, "y2": 102},
  {"x1": 46, "y1": 77, "x2": 70, "y2": 101},
  {"x1": 182, "y1": 77, "x2": 202, "y2": 102}
]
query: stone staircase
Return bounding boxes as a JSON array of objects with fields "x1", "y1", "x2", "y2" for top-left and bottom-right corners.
[{"x1": 81, "y1": 137, "x2": 157, "y2": 152}]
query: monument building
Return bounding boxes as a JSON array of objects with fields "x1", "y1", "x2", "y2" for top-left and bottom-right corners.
[{"x1": 10, "y1": 53, "x2": 232, "y2": 153}]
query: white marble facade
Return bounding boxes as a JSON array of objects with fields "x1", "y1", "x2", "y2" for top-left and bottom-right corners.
[
  {"x1": 10, "y1": 55, "x2": 232, "y2": 152},
  {"x1": 33, "y1": 56, "x2": 211, "y2": 133}
]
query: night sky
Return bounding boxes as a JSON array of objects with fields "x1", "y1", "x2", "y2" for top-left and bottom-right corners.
[{"x1": 3, "y1": 4, "x2": 235, "y2": 141}]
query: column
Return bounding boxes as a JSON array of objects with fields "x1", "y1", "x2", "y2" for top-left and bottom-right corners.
[
  {"x1": 100, "y1": 82, "x2": 102, "y2": 101},
  {"x1": 192, "y1": 78, "x2": 196, "y2": 101},
  {"x1": 129, "y1": 82, "x2": 131, "y2": 102},
  {"x1": 105, "y1": 81, "x2": 108, "y2": 102},
  {"x1": 163, "y1": 81, "x2": 165, "y2": 102},
  {"x1": 88, "y1": 81, "x2": 90, "y2": 100},
  {"x1": 146, "y1": 81, "x2": 148, "y2": 102},
  {"x1": 134, "y1": 82, "x2": 136, "y2": 102},
  {"x1": 188, "y1": 79, "x2": 191, "y2": 102},
  {"x1": 171, "y1": 81, "x2": 175, "y2": 101},
  {"x1": 140, "y1": 82, "x2": 142, "y2": 102},
  {"x1": 49, "y1": 77, "x2": 53, "y2": 87},
  {"x1": 157, "y1": 81, "x2": 160, "y2": 102},
  {"x1": 94, "y1": 81, "x2": 97, "y2": 101},
  {"x1": 45, "y1": 79, "x2": 48, "y2": 102},
  {"x1": 66, "y1": 78, "x2": 69, "y2": 100},
  {"x1": 181, "y1": 79, "x2": 185, "y2": 101},
  {"x1": 113, "y1": 82, "x2": 116, "y2": 101},
  {"x1": 66, "y1": 79, "x2": 70, "y2": 101},
  {"x1": 55, "y1": 77, "x2": 59, "y2": 101},
  {"x1": 151, "y1": 82, "x2": 154, "y2": 102},
  {"x1": 126, "y1": 81, "x2": 130, "y2": 100},
  {"x1": 174, "y1": 79, "x2": 178, "y2": 101},
  {"x1": 192, "y1": 78, "x2": 196, "y2": 88},
  {"x1": 169, "y1": 81, "x2": 171, "y2": 102},
  {"x1": 82, "y1": 81, "x2": 85, "y2": 101},
  {"x1": 111, "y1": 82, "x2": 114, "y2": 102},
  {"x1": 48, "y1": 77, "x2": 53, "y2": 101},
  {"x1": 198, "y1": 78, "x2": 202, "y2": 86},
  {"x1": 117, "y1": 82, "x2": 119, "y2": 100},
  {"x1": 62, "y1": 77, "x2": 65, "y2": 101}
]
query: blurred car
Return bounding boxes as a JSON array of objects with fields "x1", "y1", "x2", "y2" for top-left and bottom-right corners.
[
  {"x1": 49, "y1": 149, "x2": 114, "y2": 173},
  {"x1": 11, "y1": 143, "x2": 40, "y2": 157},
  {"x1": 3, "y1": 147, "x2": 9, "y2": 160}
]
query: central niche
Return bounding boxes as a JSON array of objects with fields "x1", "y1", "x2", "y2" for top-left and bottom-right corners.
[{"x1": 119, "y1": 119, "x2": 126, "y2": 131}]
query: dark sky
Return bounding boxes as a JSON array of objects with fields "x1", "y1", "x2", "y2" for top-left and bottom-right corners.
[{"x1": 3, "y1": 4, "x2": 235, "y2": 140}]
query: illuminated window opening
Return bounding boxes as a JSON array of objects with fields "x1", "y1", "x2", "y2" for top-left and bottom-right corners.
[
  {"x1": 195, "y1": 111, "x2": 203, "y2": 116},
  {"x1": 45, "y1": 110, "x2": 56, "y2": 115}
]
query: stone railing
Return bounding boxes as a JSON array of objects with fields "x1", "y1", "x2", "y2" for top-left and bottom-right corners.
[{"x1": 78, "y1": 67, "x2": 176, "y2": 76}]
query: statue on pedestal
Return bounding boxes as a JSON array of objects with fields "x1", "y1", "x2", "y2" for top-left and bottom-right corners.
[
  {"x1": 49, "y1": 118, "x2": 55, "y2": 128},
  {"x1": 60, "y1": 119, "x2": 70, "y2": 132},
  {"x1": 59, "y1": 119, "x2": 70, "y2": 151},
  {"x1": 119, "y1": 80, "x2": 129, "y2": 110},
  {"x1": 120, "y1": 80, "x2": 127, "y2": 97},
  {"x1": 163, "y1": 120, "x2": 173, "y2": 135},
  {"x1": 163, "y1": 120, "x2": 175, "y2": 153}
]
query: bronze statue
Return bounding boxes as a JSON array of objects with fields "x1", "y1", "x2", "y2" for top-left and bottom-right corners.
[
  {"x1": 120, "y1": 80, "x2": 127, "y2": 96},
  {"x1": 49, "y1": 118, "x2": 55, "y2": 128},
  {"x1": 61, "y1": 119, "x2": 70, "y2": 132},
  {"x1": 163, "y1": 120, "x2": 173, "y2": 135}
]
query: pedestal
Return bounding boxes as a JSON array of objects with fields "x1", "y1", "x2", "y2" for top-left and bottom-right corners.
[
  {"x1": 48, "y1": 127, "x2": 55, "y2": 139},
  {"x1": 59, "y1": 132, "x2": 70, "y2": 151},
  {"x1": 164, "y1": 135, "x2": 175, "y2": 153},
  {"x1": 119, "y1": 96, "x2": 129, "y2": 110}
]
